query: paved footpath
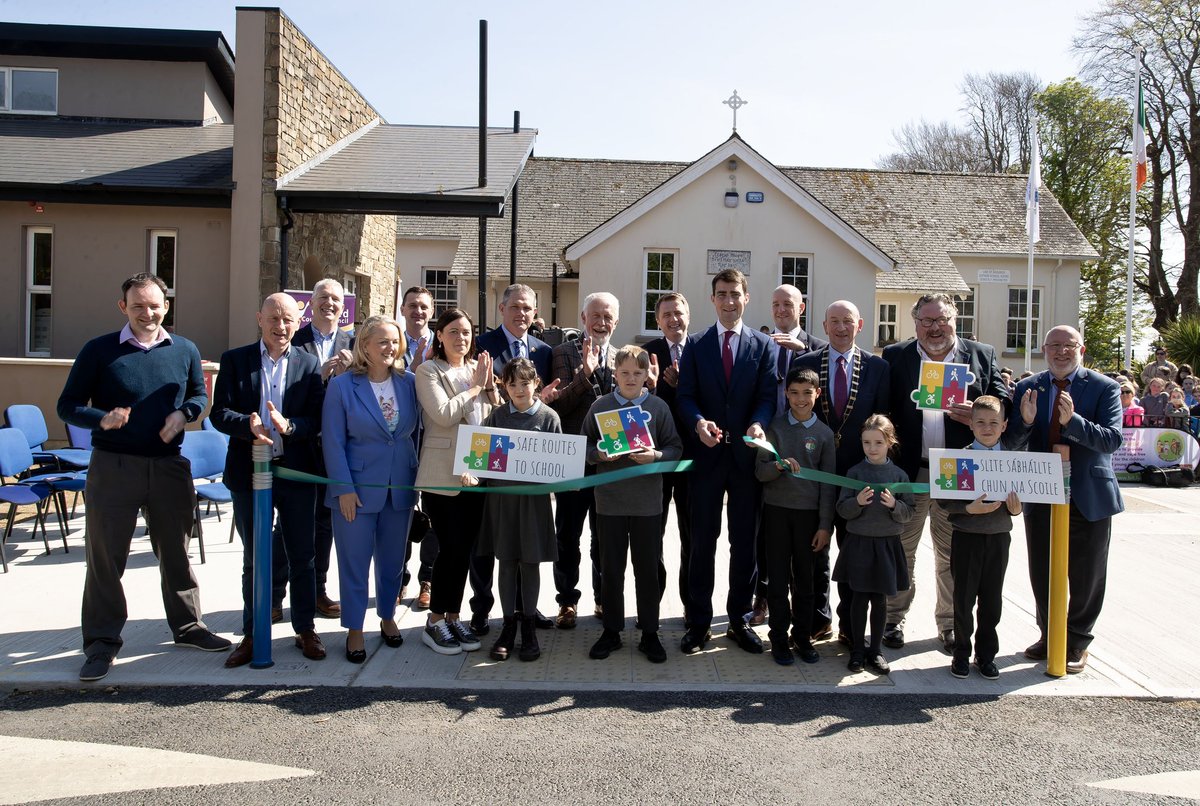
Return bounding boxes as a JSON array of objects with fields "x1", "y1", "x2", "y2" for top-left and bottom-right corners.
[{"x1": 0, "y1": 484, "x2": 1195, "y2": 700}]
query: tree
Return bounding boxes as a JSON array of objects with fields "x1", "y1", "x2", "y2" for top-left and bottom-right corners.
[
  {"x1": 961, "y1": 71, "x2": 1042, "y2": 173},
  {"x1": 1075, "y1": 0, "x2": 1200, "y2": 332},
  {"x1": 878, "y1": 119, "x2": 989, "y2": 173}
]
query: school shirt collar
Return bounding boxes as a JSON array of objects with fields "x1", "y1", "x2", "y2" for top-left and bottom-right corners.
[
  {"x1": 614, "y1": 389, "x2": 650, "y2": 406},
  {"x1": 787, "y1": 411, "x2": 819, "y2": 427},
  {"x1": 971, "y1": 440, "x2": 1003, "y2": 451},
  {"x1": 509, "y1": 398, "x2": 542, "y2": 416}
]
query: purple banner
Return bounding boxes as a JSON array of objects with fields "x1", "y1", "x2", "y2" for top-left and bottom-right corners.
[{"x1": 286, "y1": 289, "x2": 355, "y2": 331}]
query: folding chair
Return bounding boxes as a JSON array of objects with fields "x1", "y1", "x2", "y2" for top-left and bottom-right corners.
[{"x1": 0, "y1": 429, "x2": 69, "y2": 572}]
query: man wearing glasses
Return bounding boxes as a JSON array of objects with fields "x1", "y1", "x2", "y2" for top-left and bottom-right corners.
[
  {"x1": 1010, "y1": 326, "x2": 1123, "y2": 674},
  {"x1": 882, "y1": 293, "x2": 1007, "y2": 654}
]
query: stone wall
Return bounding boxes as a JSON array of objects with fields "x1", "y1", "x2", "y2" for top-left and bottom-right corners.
[{"x1": 257, "y1": 9, "x2": 397, "y2": 314}]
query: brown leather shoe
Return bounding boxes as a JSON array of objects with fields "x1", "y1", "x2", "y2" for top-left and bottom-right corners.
[
  {"x1": 225, "y1": 637, "x2": 254, "y2": 668},
  {"x1": 1065, "y1": 648, "x2": 1089, "y2": 674},
  {"x1": 748, "y1": 596, "x2": 768, "y2": 627},
  {"x1": 295, "y1": 630, "x2": 327, "y2": 660},
  {"x1": 271, "y1": 607, "x2": 283, "y2": 624},
  {"x1": 555, "y1": 604, "x2": 577, "y2": 629},
  {"x1": 415, "y1": 581, "x2": 432, "y2": 611},
  {"x1": 1024, "y1": 638, "x2": 1048, "y2": 660},
  {"x1": 316, "y1": 594, "x2": 341, "y2": 619}
]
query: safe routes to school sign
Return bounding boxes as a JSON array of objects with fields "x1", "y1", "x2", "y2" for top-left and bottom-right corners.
[
  {"x1": 455, "y1": 424, "x2": 587, "y2": 483},
  {"x1": 911, "y1": 360, "x2": 975, "y2": 411},
  {"x1": 594, "y1": 405, "x2": 656, "y2": 458},
  {"x1": 928, "y1": 448, "x2": 1067, "y2": 505}
]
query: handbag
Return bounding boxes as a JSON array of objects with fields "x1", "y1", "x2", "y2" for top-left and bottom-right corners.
[
  {"x1": 408, "y1": 507, "x2": 431, "y2": 543},
  {"x1": 1127, "y1": 462, "x2": 1194, "y2": 487}
]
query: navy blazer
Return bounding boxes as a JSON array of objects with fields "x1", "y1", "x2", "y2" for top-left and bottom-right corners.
[
  {"x1": 882, "y1": 337, "x2": 1007, "y2": 481},
  {"x1": 321, "y1": 370, "x2": 420, "y2": 512},
  {"x1": 1008, "y1": 367, "x2": 1124, "y2": 522},
  {"x1": 475, "y1": 327, "x2": 553, "y2": 385},
  {"x1": 211, "y1": 342, "x2": 325, "y2": 492},
  {"x1": 795, "y1": 345, "x2": 890, "y2": 474},
  {"x1": 645, "y1": 333, "x2": 699, "y2": 458},
  {"x1": 677, "y1": 324, "x2": 777, "y2": 471}
]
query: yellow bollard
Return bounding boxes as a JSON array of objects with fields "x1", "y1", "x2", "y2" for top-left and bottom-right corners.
[{"x1": 1046, "y1": 445, "x2": 1071, "y2": 678}]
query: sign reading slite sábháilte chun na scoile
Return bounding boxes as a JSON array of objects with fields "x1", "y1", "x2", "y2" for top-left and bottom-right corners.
[{"x1": 928, "y1": 448, "x2": 1066, "y2": 505}]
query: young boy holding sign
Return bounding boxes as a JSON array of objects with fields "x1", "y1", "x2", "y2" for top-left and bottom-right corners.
[
  {"x1": 582, "y1": 346, "x2": 682, "y2": 663},
  {"x1": 940, "y1": 395, "x2": 1021, "y2": 680}
]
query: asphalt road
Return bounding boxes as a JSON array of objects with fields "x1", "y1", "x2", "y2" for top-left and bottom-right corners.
[{"x1": 2, "y1": 686, "x2": 1198, "y2": 804}]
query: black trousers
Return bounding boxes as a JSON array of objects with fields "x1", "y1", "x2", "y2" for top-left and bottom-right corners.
[
  {"x1": 401, "y1": 523, "x2": 438, "y2": 588},
  {"x1": 762, "y1": 504, "x2": 819, "y2": 644},
  {"x1": 598, "y1": 513, "x2": 662, "y2": 632},
  {"x1": 811, "y1": 513, "x2": 842, "y2": 631},
  {"x1": 688, "y1": 460, "x2": 761, "y2": 630},
  {"x1": 951, "y1": 529, "x2": 1010, "y2": 664},
  {"x1": 423, "y1": 491, "x2": 483, "y2": 616},
  {"x1": 232, "y1": 482, "x2": 317, "y2": 636},
  {"x1": 552, "y1": 486, "x2": 600, "y2": 607},
  {"x1": 1024, "y1": 502, "x2": 1111, "y2": 651},
  {"x1": 659, "y1": 469, "x2": 690, "y2": 606}
]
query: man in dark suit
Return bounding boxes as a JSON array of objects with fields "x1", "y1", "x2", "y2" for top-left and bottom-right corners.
[
  {"x1": 644, "y1": 292, "x2": 698, "y2": 615},
  {"x1": 212, "y1": 293, "x2": 327, "y2": 668},
  {"x1": 546, "y1": 292, "x2": 619, "y2": 628},
  {"x1": 1009, "y1": 325, "x2": 1123, "y2": 674},
  {"x1": 882, "y1": 292, "x2": 1007, "y2": 654},
  {"x1": 468, "y1": 283, "x2": 557, "y2": 634},
  {"x1": 290, "y1": 278, "x2": 353, "y2": 619},
  {"x1": 677, "y1": 268, "x2": 778, "y2": 654},
  {"x1": 796, "y1": 300, "x2": 890, "y2": 642}
]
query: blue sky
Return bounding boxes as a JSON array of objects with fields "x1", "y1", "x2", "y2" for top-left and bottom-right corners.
[{"x1": 1, "y1": 0, "x2": 1105, "y2": 168}]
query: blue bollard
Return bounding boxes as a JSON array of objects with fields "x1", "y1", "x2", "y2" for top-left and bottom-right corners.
[{"x1": 250, "y1": 443, "x2": 274, "y2": 669}]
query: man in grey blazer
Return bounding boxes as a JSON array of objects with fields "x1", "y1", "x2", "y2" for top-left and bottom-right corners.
[{"x1": 1009, "y1": 325, "x2": 1123, "y2": 674}]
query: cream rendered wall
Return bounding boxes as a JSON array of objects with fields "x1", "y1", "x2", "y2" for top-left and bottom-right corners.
[
  {"x1": 395, "y1": 238, "x2": 458, "y2": 297},
  {"x1": 202, "y1": 68, "x2": 233, "y2": 124},
  {"x1": 573, "y1": 159, "x2": 881, "y2": 348}
]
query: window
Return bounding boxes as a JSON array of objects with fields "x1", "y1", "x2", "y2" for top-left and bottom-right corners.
[
  {"x1": 344, "y1": 275, "x2": 357, "y2": 295},
  {"x1": 1006, "y1": 287, "x2": 1042, "y2": 352},
  {"x1": 149, "y1": 230, "x2": 177, "y2": 329},
  {"x1": 423, "y1": 267, "x2": 457, "y2": 315},
  {"x1": 643, "y1": 250, "x2": 677, "y2": 332},
  {"x1": 26, "y1": 227, "x2": 52, "y2": 356},
  {"x1": 780, "y1": 255, "x2": 813, "y2": 331},
  {"x1": 1, "y1": 67, "x2": 57, "y2": 114},
  {"x1": 878, "y1": 303, "x2": 898, "y2": 346},
  {"x1": 954, "y1": 287, "x2": 977, "y2": 340}
]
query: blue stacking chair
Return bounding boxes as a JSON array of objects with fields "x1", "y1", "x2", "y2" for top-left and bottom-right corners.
[
  {"x1": 5, "y1": 405, "x2": 91, "y2": 472},
  {"x1": 180, "y1": 430, "x2": 235, "y2": 563},
  {"x1": 0, "y1": 428, "x2": 69, "y2": 572}
]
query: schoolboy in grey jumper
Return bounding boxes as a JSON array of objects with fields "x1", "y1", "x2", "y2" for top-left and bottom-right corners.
[
  {"x1": 583, "y1": 345, "x2": 683, "y2": 664},
  {"x1": 755, "y1": 367, "x2": 836, "y2": 665},
  {"x1": 939, "y1": 395, "x2": 1022, "y2": 681}
]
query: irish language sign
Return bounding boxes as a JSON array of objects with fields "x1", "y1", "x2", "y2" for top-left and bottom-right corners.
[
  {"x1": 1113, "y1": 426, "x2": 1200, "y2": 473},
  {"x1": 455, "y1": 425, "x2": 587, "y2": 483},
  {"x1": 928, "y1": 448, "x2": 1066, "y2": 504},
  {"x1": 911, "y1": 360, "x2": 975, "y2": 411},
  {"x1": 594, "y1": 405, "x2": 656, "y2": 457}
]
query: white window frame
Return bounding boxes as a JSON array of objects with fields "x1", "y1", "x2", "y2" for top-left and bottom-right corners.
[
  {"x1": 422, "y1": 266, "x2": 457, "y2": 315},
  {"x1": 149, "y1": 229, "x2": 177, "y2": 329},
  {"x1": 779, "y1": 254, "x2": 814, "y2": 332},
  {"x1": 877, "y1": 303, "x2": 898, "y2": 347},
  {"x1": 954, "y1": 286, "x2": 977, "y2": 341},
  {"x1": 1, "y1": 67, "x2": 58, "y2": 114},
  {"x1": 25, "y1": 226, "x2": 52, "y2": 357},
  {"x1": 1006, "y1": 286, "x2": 1043, "y2": 354},
  {"x1": 642, "y1": 249, "x2": 678, "y2": 335},
  {"x1": 344, "y1": 275, "x2": 357, "y2": 296}
]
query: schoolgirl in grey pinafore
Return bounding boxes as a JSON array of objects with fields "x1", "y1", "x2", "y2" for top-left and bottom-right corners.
[{"x1": 832, "y1": 457, "x2": 914, "y2": 596}]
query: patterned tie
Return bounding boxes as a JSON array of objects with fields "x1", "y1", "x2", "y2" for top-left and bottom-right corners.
[
  {"x1": 512, "y1": 339, "x2": 523, "y2": 359},
  {"x1": 722, "y1": 331, "x2": 734, "y2": 383},
  {"x1": 833, "y1": 355, "x2": 848, "y2": 419},
  {"x1": 1048, "y1": 377, "x2": 1071, "y2": 445},
  {"x1": 777, "y1": 343, "x2": 789, "y2": 380},
  {"x1": 672, "y1": 342, "x2": 681, "y2": 364}
]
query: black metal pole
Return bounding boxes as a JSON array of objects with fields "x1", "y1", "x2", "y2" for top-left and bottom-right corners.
[
  {"x1": 479, "y1": 219, "x2": 487, "y2": 330},
  {"x1": 279, "y1": 195, "x2": 294, "y2": 292},
  {"x1": 478, "y1": 20, "x2": 488, "y2": 327},
  {"x1": 510, "y1": 110, "x2": 519, "y2": 285},
  {"x1": 551, "y1": 261, "x2": 558, "y2": 326}
]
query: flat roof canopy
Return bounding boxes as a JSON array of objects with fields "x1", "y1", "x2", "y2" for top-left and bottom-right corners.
[{"x1": 277, "y1": 125, "x2": 537, "y2": 217}]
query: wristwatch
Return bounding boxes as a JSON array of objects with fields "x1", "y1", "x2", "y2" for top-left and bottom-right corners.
[{"x1": 284, "y1": 420, "x2": 295, "y2": 436}]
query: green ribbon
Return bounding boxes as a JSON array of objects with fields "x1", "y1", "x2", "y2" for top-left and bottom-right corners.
[
  {"x1": 271, "y1": 460, "x2": 693, "y2": 496},
  {"x1": 744, "y1": 436, "x2": 930, "y2": 494}
]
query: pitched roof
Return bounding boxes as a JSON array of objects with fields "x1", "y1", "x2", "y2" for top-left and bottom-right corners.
[
  {"x1": 398, "y1": 150, "x2": 1098, "y2": 291},
  {"x1": 0, "y1": 119, "x2": 233, "y2": 202}
]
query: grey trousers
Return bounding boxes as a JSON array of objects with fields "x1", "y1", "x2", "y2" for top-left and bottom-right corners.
[
  {"x1": 887, "y1": 468, "x2": 955, "y2": 631},
  {"x1": 82, "y1": 449, "x2": 207, "y2": 656}
]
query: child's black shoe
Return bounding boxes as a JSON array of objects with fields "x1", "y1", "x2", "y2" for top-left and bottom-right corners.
[
  {"x1": 975, "y1": 659, "x2": 1000, "y2": 680},
  {"x1": 771, "y1": 642, "x2": 795, "y2": 666},
  {"x1": 847, "y1": 654, "x2": 865, "y2": 673},
  {"x1": 867, "y1": 653, "x2": 891, "y2": 675},
  {"x1": 950, "y1": 657, "x2": 969, "y2": 678}
]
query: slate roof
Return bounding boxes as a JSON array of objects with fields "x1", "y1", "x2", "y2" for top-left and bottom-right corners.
[
  {"x1": 278, "y1": 125, "x2": 537, "y2": 217},
  {"x1": 0, "y1": 119, "x2": 233, "y2": 198},
  {"x1": 398, "y1": 154, "x2": 1098, "y2": 292}
]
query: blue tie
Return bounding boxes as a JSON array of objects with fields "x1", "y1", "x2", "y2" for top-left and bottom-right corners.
[{"x1": 512, "y1": 340, "x2": 523, "y2": 359}]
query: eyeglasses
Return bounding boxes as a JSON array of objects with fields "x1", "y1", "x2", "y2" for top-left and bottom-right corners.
[
  {"x1": 916, "y1": 316, "x2": 952, "y2": 328},
  {"x1": 1120, "y1": 389, "x2": 1134, "y2": 394},
  {"x1": 1044, "y1": 342, "x2": 1081, "y2": 353}
]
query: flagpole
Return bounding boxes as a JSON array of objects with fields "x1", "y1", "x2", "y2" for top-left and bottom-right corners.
[
  {"x1": 1025, "y1": 117, "x2": 1039, "y2": 374},
  {"x1": 1125, "y1": 47, "x2": 1142, "y2": 374}
]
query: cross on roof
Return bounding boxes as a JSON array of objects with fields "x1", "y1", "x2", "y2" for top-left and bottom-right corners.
[{"x1": 723, "y1": 90, "x2": 748, "y2": 132}]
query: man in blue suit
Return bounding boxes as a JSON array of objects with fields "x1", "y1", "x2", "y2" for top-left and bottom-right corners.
[
  {"x1": 212, "y1": 293, "x2": 327, "y2": 668},
  {"x1": 677, "y1": 268, "x2": 778, "y2": 654},
  {"x1": 796, "y1": 300, "x2": 890, "y2": 642},
  {"x1": 1009, "y1": 325, "x2": 1123, "y2": 674}
]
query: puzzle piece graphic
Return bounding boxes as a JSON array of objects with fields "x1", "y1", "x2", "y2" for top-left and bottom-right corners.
[
  {"x1": 595, "y1": 405, "x2": 655, "y2": 457},
  {"x1": 910, "y1": 361, "x2": 978, "y2": 411},
  {"x1": 486, "y1": 434, "x2": 516, "y2": 473},
  {"x1": 462, "y1": 433, "x2": 492, "y2": 470},
  {"x1": 934, "y1": 457, "x2": 958, "y2": 490},
  {"x1": 956, "y1": 458, "x2": 979, "y2": 491},
  {"x1": 620, "y1": 407, "x2": 653, "y2": 450},
  {"x1": 597, "y1": 432, "x2": 626, "y2": 456}
]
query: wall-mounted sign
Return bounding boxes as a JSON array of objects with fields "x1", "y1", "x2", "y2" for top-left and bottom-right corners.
[
  {"x1": 287, "y1": 289, "x2": 356, "y2": 331},
  {"x1": 707, "y1": 249, "x2": 751, "y2": 275},
  {"x1": 977, "y1": 269, "x2": 1011, "y2": 284},
  {"x1": 745, "y1": 191, "x2": 764, "y2": 203}
]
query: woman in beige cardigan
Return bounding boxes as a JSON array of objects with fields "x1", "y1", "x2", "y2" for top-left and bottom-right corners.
[{"x1": 414, "y1": 308, "x2": 501, "y2": 656}]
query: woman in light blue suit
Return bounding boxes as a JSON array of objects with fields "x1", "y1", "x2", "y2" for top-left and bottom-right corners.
[{"x1": 323, "y1": 315, "x2": 420, "y2": 662}]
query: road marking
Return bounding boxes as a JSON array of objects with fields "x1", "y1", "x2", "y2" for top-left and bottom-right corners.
[
  {"x1": 0, "y1": 735, "x2": 314, "y2": 804},
  {"x1": 1089, "y1": 771, "x2": 1200, "y2": 800}
]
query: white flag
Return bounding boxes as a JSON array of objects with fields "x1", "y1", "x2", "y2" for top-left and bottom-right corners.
[{"x1": 1025, "y1": 120, "x2": 1041, "y2": 243}]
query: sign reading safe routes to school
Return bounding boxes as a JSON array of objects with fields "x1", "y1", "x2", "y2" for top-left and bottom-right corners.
[
  {"x1": 928, "y1": 448, "x2": 1066, "y2": 505},
  {"x1": 455, "y1": 424, "x2": 587, "y2": 483}
]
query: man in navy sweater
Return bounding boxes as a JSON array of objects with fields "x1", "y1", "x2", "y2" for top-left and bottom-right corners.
[{"x1": 58, "y1": 273, "x2": 231, "y2": 681}]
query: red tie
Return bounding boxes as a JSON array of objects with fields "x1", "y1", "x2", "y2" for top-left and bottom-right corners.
[
  {"x1": 1048, "y1": 377, "x2": 1071, "y2": 445},
  {"x1": 722, "y1": 331, "x2": 734, "y2": 383},
  {"x1": 833, "y1": 354, "x2": 848, "y2": 419}
]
